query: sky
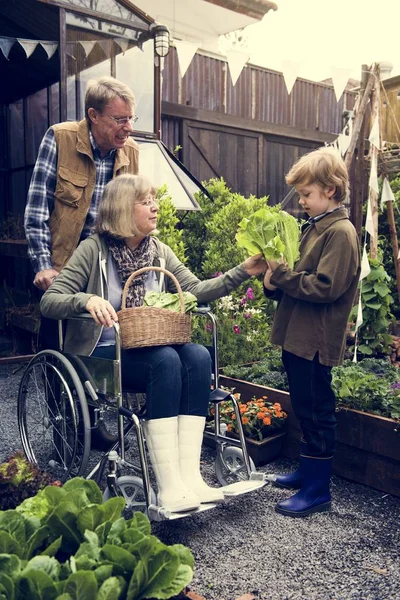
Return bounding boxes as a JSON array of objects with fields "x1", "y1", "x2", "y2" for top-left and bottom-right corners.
[{"x1": 242, "y1": 0, "x2": 400, "y2": 83}]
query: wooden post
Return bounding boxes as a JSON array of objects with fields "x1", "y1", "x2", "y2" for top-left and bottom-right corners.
[
  {"x1": 368, "y1": 66, "x2": 380, "y2": 259},
  {"x1": 345, "y1": 65, "x2": 377, "y2": 172}
]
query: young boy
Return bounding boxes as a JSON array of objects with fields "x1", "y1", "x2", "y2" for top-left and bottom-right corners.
[{"x1": 264, "y1": 147, "x2": 361, "y2": 517}]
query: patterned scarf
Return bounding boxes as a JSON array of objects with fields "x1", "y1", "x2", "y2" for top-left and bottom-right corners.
[{"x1": 108, "y1": 236, "x2": 159, "y2": 308}]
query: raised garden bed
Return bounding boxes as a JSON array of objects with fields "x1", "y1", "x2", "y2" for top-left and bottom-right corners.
[{"x1": 219, "y1": 375, "x2": 400, "y2": 498}]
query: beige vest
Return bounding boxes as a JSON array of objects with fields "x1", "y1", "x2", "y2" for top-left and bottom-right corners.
[{"x1": 50, "y1": 119, "x2": 139, "y2": 271}]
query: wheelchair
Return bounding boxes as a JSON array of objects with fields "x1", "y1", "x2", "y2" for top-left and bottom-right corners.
[{"x1": 17, "y1": 308, "x2": 266, "y2": 521}]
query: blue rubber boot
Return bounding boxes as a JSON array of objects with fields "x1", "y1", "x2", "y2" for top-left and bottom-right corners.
[
  {"x1": 275, "y1": 456, "x2": 332, "y2": 517},
  {"x1": 266, "y1": 468, "x2": 302, "y2": 489}
]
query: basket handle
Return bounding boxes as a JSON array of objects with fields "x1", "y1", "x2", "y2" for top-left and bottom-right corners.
[{"x1": 121, "y1": 266, "x2": 187, "y2": 314}]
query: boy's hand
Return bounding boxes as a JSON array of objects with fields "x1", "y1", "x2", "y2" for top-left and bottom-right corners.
[
  {"x1": 243, "y1": 253, "x2": 267, "y2": 276},
  {"x1": 268, "y1": 255, "x2": 286, "y2": 271},
  {"x1": 264, "y1": 267, "x2": 277, "y2": 291}
]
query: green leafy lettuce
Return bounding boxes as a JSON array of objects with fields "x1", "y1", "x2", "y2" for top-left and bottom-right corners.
[
  {"x1": 144, "y1": 291, "x2": 197, "y2": 313},
  {"x1": 236, "y1": 206, "x2": 300, "y2": 268}
]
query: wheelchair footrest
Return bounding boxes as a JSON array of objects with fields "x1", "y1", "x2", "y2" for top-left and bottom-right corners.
[
  {"x1": 148, "y1": 502, "x2": 218, "y2": 521},
  {"x1": 221, "y1": 478, "x2": 266, "y2": 497}
]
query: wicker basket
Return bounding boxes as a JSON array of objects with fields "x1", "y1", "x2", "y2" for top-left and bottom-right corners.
[{"x1": 117, "y1": 266, "x2": 192, "y2": 349}]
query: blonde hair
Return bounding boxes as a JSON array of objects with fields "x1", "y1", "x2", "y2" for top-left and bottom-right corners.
[
  {"x1": 85, "y1": 76, "x2": 136, "y2": 119},
  {"x1": 96, "y1": 174, "x2": 157, "y2": 239},
  {"x1": 286, "y1": 147, "x2": 349, "y2": 203}
]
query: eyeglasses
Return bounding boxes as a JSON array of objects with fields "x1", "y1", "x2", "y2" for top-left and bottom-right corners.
[
  {"x1": 106, "y1": 114, "x2": 139, "y2": 126},
  {"x1": 137, "y1": 195, "x2": 159, "y2": 207}
]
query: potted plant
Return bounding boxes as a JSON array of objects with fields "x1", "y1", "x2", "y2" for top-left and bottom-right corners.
[{"x1": 208, "y1": 394, "x2": 288, "y2": 466}]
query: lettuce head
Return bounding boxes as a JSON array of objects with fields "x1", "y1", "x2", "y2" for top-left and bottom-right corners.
[{"x1": 236, "y1": 206, "x2": 300, "y2": 268}]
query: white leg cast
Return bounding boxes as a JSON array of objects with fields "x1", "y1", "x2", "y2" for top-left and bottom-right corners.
[
  {"x1": 178, "y1": 415, "x2": 225, "y2": 503},
  {"x1": 143, "y1": 417, "x2": 200, "y2": 512}
]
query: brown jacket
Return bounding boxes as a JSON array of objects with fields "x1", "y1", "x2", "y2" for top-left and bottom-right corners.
[
  {"x1": 50, "y1": 120, "x2": 139, "y2": 271},
  {"x1": 266, "y1": 207, "x2": 361, "y2": 366}
]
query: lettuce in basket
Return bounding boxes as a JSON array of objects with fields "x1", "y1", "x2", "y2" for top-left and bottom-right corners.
[
  {"x1": 144, "y1": 291, "x2": 198, "y2": 313},
  {"x1": 236, "y1": 205, "x2": 300, "y2": 268}
]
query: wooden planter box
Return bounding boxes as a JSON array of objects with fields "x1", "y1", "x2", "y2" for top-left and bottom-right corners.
[{"x1": 219, "y1": 375, "x2": 400, "y2": 498}]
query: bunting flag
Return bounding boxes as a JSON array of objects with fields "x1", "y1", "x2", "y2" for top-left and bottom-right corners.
[
  {"x1": 40, "y1": 42, "x2": 58, "y2": 60},
  {"x1": 174, "y1": 40, "x2": 198, "y2": 78},
  {"x1": 365, "y1": 193, "x2": 375, "y2": 238},
  {"x1": 66, "y1": 42, "x2": 77, "y2": 60},
  {"x1": 97, "y1": 40, "x2": 113, "y2": 58},
  {"x1": 79, "y1": 41, "x2": 97, "y2": 58},
  {"x1": 18, "y1": 39, "x2": 38, "y2": 59},
  {"x1": 368, "y1": 153, "x2": 379, "y2": 194},
  {"x1": 226, "y1": 50, "x2": 249, "y2": 86},
  {"x1": 337, "y1": 132, "x2": 351, "y2": 157},
  {"x1": 114, "y1": 37, "x2": 130, "y2": 55},
  {"x1": 0, "y1": 37, "x2": 15, "y2": 60},
  {"x1": 360, "y1": 244, "x2": 371, "y2": 280},
  {"x1": 368, "y1": 116, "x2": 381, "y2": 150},
  {"x1": 352, "y1": 295, "x2": 364, "y2": 363},
  {"x1": 381, "y1": 177, "x2": 395, "y2": 209},
  {"x1": 281, "y1": 59, "x2": 301, "y2": 95},
  {"x1": 330, "y1": 66, "x2": 352, "y2": 102}
]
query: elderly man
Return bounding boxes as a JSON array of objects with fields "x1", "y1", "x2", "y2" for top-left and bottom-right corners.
[{"x1": 24, "y1": 76, "x2": 139, "y2": 291}]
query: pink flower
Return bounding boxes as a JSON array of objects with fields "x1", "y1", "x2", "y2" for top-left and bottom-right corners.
[
  {"x1": 240, "y1": 297, "x2": 247, "y2": 306},
  {"x1": 206, "y1": 323, "x2": 213, "y2": 331},
  {"x1": 244, "y1": 312, "x2": 252, "y2": 320},
  {"x1": 213, "y1": 271, "x2": 223, "y2": 278},
  {"x1": 233, "y1": 325, "x2": 241, "y2": 334},
  {"x1": 246, "y1": 287, "x2": 255, "y2": 301}
]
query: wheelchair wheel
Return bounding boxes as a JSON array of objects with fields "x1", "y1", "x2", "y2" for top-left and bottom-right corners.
[
  {"x1": 18, "y1": 350, "x2": 91, "y2": 483},
  {"x1": 103, "y1": 475, "x2": 157, "y2": 516},
  {"x1": 215, "y1": 446, "x2": 256, "y2": 486}
]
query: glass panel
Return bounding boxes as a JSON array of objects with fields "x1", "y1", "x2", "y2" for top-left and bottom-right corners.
[
  {"x1": 65, "y1": 0, "x2": 149, "y2": 28},
  {"x1": 136, "y1": 140, "x2": 201, "y2": 211},
  {"x1": 116, "y1": 39, "x2": 154, "y2": 133},
  {"x1": 9, "y1": 101, "x2": 25, "y2": 170},
  {"x1": 26, "y1": 88, "x2": 49, "y2": 165},
  {"x1": 66, "y1": 11, "x2": 153, "y2": 131},
  {"x1": 50, "y1": 83, "x2": 60, "y2": 125}
]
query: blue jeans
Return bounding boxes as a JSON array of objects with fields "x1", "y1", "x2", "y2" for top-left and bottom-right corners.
[
  {"x1": 282, "y1": 350, "x2": 337, "y2": 457},
  {"x1": 92, "y1": 343, "x2": 212, "y2": 420}
]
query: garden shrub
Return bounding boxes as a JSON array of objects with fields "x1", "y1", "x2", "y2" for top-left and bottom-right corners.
[
  {"x1": 378, "y1": 174, "x2": 400, "y2": 317},
  {"x1": 156, "y1": 184, "x2": 187, "y2": 264}
]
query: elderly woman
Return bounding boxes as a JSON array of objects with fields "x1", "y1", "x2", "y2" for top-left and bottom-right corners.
[{"x1": 41, "y1": 174, "x2": 266, "y2": 513}]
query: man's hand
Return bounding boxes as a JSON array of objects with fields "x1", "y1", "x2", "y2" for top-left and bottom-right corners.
[
  {"x1": 34, "y1": 269, "x2": 60, "y2": 291},
  {"x1": 86, "y1": 296, "x2": 118, "y2": 328},
  {"x1": 242, "y1": 254, "x2": 267, "y2": 276},
  {"x1": 268, "y1": 255, "x2": 287, "y2": 272}
]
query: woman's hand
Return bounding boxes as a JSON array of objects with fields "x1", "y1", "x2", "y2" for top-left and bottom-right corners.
[
  {"x1": 86, "y1": 296, "x2": 118, "y2": 327},
  {"x1": 264, "y1": 266, "x2": 277, "y2": 291},
  {"x1": 242, "y1": 253, "x2": 267, "y2": 276}
]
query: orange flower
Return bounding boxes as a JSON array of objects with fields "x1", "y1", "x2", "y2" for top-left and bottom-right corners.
[
  {"x1": 262, "y1": 396, "x2": 268, "y2": 400},
  {"x1": 242, "y1": 416, "x2": 249, "y2": 425},
  {"x1": 263, "y1": 416, "x2": 272, "y2": 426},
  {"x1": 231, "y1": 413, "x2": 236, "y2": 420},
  {"x1": 233, "y1": 393, "x2": 240, "y2": 399},
  {"x1": 273, "y1": 403, "x2": 282, "y2": 410},
  {"x1": 240, "y1": 406, "x2": 247, "y2": 414},
  {"x1": 257, "y1": 412, "x2": 265, "y2": 419},
  {"x1": 227, "y1": 424, "x2": 233, "y2": 432}
]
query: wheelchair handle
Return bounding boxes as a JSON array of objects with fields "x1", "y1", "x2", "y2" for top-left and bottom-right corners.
[{"x1": 121, "y1": 266, "x2": 187, "y2": 315}]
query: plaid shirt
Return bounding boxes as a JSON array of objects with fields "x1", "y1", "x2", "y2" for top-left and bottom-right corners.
[{"x1": 24, "y1": 127, "x2": 116, "y2": 273}]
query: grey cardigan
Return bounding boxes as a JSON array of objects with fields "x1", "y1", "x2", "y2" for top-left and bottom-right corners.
[{"x1": 40, "y1": 234, "x2": 251, "y2": 355}]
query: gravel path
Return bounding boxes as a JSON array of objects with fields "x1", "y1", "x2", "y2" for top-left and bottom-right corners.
[{"x1": 1, "y1": 361, "x2": 399, "y2": 600}]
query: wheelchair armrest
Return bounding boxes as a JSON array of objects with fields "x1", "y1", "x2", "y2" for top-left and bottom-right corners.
[{"x1": 193, "y1": 304, "x2": 211, "y2": 315}]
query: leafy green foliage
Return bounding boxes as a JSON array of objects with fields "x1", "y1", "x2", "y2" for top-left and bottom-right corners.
[
  {"x1": 144, "y1": 291, "x2": 197, "y2": 313},
  {"x1": 155, "y1": 185, "x2": 187, "y2": 264},
  {"x1": 222, "y1": 348, "x2": 289, "y2": 391},
  {"x1": 236, "y1": 206, "x2": 300, "y2": 268},
  {"x1": 351, "y1": 257, "x2": 394, "y2": 356},
  {"x1": 332, "y1": 358, "x2": 400, "y2": 419},
  {"x1": 377, "y1": 174, "x2": 400, "y2": 316},
  {"x1": 0, "y1": 452, "x2": 57, "y2": 511},
  {"x1": 0, "y1": 478, "x2": 194, "y2": 599}
]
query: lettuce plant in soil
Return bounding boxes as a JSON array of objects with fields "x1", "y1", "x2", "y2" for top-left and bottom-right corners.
[{"x1": 0, "y1": 477, "x2": 194, "y2": 600}]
